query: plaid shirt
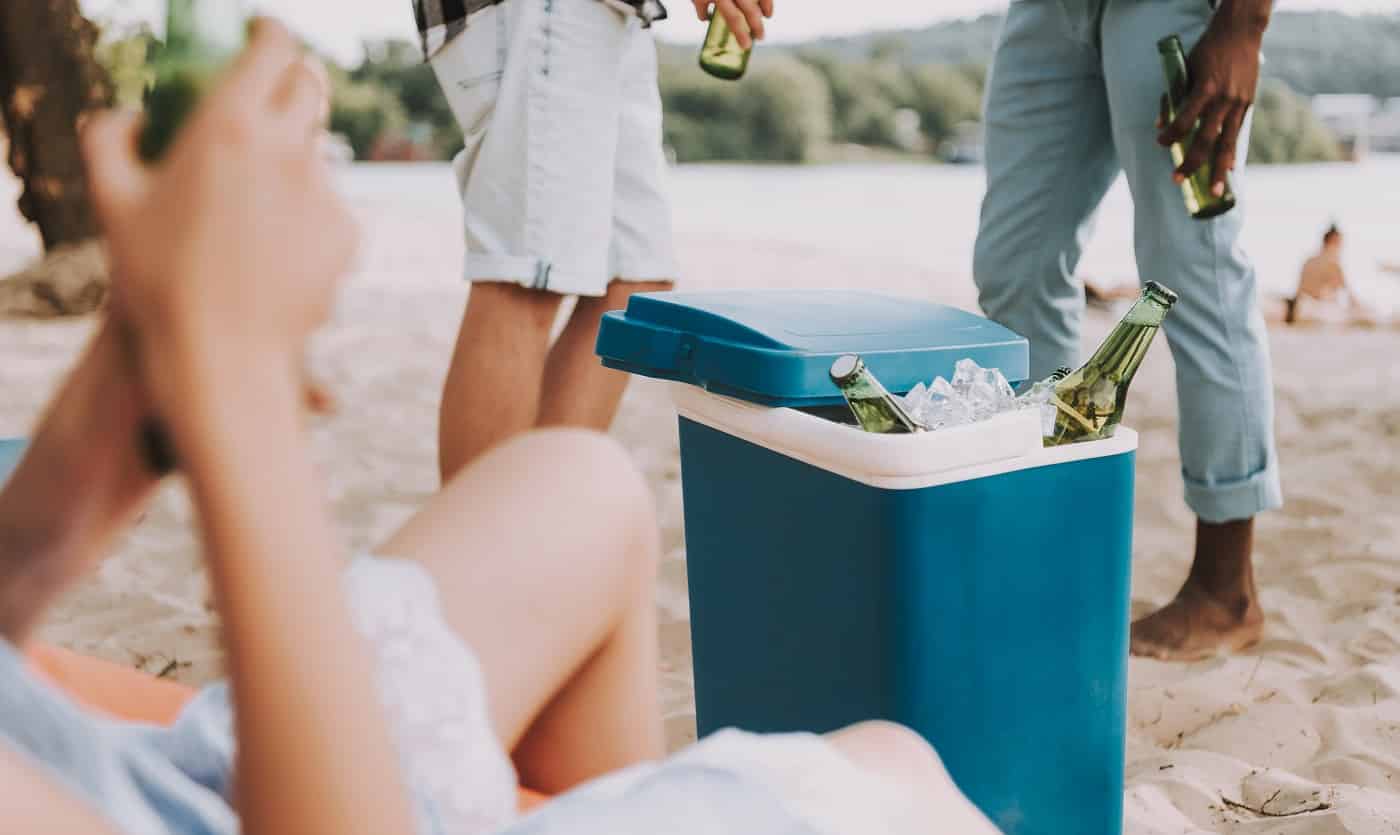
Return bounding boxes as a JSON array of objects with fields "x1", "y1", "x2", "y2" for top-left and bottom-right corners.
[{"x1": 414, "y1": 0, "x2": 669, "y2": 59}]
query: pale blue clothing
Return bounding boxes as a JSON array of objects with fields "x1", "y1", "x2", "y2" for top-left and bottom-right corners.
[
  {"x1": 0, "y1": 638, "x2": 828, "y2": 835},
  {"x1": 0, "y1": 641, "x2": 238, "y2": 835},
  {"x1": 974, "y1": 0, "x2": 1283, "y2": 522}
]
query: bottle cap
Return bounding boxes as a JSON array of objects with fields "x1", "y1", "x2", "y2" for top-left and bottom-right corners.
[
  {"x1": 1157, "y1": 34, "x2": 1184, "y2": 54},
  {"x1": 829, "y1": 354, "x2": 863, "y2": 384},
  {"x1": 1143, "y1": 281, "x2": 1179, "y2": 307}
]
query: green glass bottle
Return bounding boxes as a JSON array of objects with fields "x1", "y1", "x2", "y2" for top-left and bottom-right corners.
[
  {"x1": 1158, "y1": 35, "x2": 1235, "y2": 220},
  {"x1": 830, "y1": 355, "x2": 923, "y2": 434},
  {"x1": 134, "y1": 0, "x2": 248, "y2": 474},
  {"x1": 699, "y1": 8, "x2": 751, "y2": 81},
  {"x1": 1046, "y1": 282, "x2": 1178, "y2": 446},
  {"x1": 139, "y1": 0, "x2": 247, "y2": 161}
]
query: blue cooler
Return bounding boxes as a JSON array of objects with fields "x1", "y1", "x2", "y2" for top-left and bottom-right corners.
[
  {"x1": 0, "y1": 439, "x2": 23, "y2": 485},
  {"x1": 597, "y1": 290, "x2": 1136, "y2": 835}
]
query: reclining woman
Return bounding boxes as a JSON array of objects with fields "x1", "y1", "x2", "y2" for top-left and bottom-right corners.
[{"x1": 0, "y1": 20, "x2": 997, "y2": 835}]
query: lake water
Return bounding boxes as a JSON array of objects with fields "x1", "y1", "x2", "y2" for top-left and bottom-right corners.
[{"x1": 341, "y1": 154, "x2": 1400, "y2": 317}]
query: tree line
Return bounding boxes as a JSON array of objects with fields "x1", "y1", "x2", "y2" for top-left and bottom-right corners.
[
  {"x1": 323, "y1": 8, "x2": 1396, "y2": 165},
  {"x1": 317, "y1": 37, "x2": 1343, "y2": 167}
]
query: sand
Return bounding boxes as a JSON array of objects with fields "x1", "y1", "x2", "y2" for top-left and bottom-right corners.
[{"x1": 3, "y1": 163, "x2": 1400, "y2": 834}]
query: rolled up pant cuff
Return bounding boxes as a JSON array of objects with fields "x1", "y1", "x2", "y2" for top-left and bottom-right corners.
[{"x1": 1183, "y1": 465, "x2": 1283, "y2": 524}]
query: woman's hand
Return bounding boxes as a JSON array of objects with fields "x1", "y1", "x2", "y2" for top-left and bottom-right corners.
[
  {"x1": 81, "y1": 19, "x2": 354, "y2": 413},
  {"x1": 692, "y1": 0, "x2": 774, "y2": 49},
  {"x1": 81, "y1": 21, "x2": 415, "y2": 835}
]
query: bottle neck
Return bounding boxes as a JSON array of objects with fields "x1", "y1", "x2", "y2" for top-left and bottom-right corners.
[
  {"x1": 840, "y1": 371, "x2": 892, "y2": 403},
  {"x1": 1159, "y1": 48, "x2": 1190, "y2": 110},
  {"x1": 166, "y1": 0, "x2": 243, "y2": 60},
  {"x1": 1083, "y1": 297, "x2": 1169, "y2": 377}
]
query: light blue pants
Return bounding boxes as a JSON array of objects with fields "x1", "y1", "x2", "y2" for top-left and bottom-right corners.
[{"x1": 974, "y1": 0, "x2": 1283, "y2": 523}]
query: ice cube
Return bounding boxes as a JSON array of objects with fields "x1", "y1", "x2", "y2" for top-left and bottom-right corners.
[
  {"x1": 1015, "y1": 374, "x2": 1063, "y2": 437},
  {"x1": 913, "y1": 376, "x2": 972, "y2": 430},
  {"x1": 900, "y1": 381, "x2": 930, "y2": 413},
  {"x1": 892, "y1": 359, "x2": 1028, "y2": 433},
  {"x1": 951, "y1": 359, "x2": 1016, "y2": 421}
]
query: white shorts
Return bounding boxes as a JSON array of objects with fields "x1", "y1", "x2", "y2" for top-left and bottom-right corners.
[{"x1": 430, "y1": 0, "x2": 680, "y2": 296}]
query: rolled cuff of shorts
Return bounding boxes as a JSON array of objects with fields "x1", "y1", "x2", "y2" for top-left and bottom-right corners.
[
  {"x1": 464, "y1": 255, "x2": 677, "y2": 297},
  {"x1": 611, "y1": 260, "x2": 681, "y2": 284},
  {"x1": 1182, "y1": 463, "x2": 1283, "y2": 524},
  {"x1": 463, "y1": 254, "x2": 596, "y2": 295}
]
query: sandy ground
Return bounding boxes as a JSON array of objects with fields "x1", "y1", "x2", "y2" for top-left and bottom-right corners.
[{"x1": 3, "y1": 164, "x2": 1400, "y2": 834}]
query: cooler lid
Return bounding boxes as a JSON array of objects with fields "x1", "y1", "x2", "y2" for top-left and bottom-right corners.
[
  {"x1": 0, "y1": 439, "x2": 24, "y2": 487},
  {"x1": 595, "y1": 290, "x2": 1029, "y2": 408}
]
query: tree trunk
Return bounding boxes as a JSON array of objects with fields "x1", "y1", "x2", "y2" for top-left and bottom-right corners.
[{"x1": 0, "y1": 0, "x2": 112, "y2": 251}]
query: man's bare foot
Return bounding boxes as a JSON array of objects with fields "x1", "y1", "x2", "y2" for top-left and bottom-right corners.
[
  {"x1": 1130, "y1": 582, "x2": 1264, "y2": 661},
  {"x1": 1131, "y1": 518, "x2": 1263, "y2": 661}
]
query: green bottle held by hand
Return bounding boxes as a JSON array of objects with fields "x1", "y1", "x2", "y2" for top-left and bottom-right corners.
[
  {"x1": 1158, "y1": 35, "x2": 1236, "y2": 220},
  {"x1": 699, "y1": 5, "x2": 752, "y2": 80},
  {"x1": 139, "y1": 0, "x2": 248, "y2": 162},
  {"x1": 134, "y1": 0, "x2": 247, "y2": 474}
]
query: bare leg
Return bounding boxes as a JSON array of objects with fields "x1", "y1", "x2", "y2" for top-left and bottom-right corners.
[
  {"x1": 381, "y1": 429, "x2": 663, "y2": 794},
  {"x1": 439, "y1": 283, "x2": 563, "y2": 481},
  {"x1": 0, "y1": 749, "x2": 126, "y2": 835},
  {"x1": 1130, "y1": 518, "x2": 1264, "y2": 661},
  {"x1": 537, "y1": 279, "x2": 673, "y2": 430}
]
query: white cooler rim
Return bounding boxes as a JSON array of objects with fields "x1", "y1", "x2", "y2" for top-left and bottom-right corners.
[{"x1": 671, "y1": 384, "x2": 1139, "y2": 490}]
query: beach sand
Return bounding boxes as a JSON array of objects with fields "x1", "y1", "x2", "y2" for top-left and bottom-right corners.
[{"x1": 4, "y1": 165, "x2": 1400, "y2": 834}]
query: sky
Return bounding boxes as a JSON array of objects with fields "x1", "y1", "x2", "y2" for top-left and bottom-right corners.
[{"x1": 83, "y1": 0, "x2": 1400, "y2": 66}]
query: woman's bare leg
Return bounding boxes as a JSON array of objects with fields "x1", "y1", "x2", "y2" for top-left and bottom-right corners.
[
  {"x1": 379, "y1": 428, "x2": 663, "y2": 794},
  {"x1": 0, "y1": 750, "x2": 125, "y2": 835}
]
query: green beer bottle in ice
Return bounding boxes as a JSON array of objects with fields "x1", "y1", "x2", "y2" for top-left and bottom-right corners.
[
  {"x1": 139, "y1": 0, "x2": 247, "y2": 161},
  {"x1": 830, "y1": 355, "x2": 923, "y2": 435},
  {"x1": 1046, "y1": 282, "x2": 1178, "y2": 446},
  {"x1": 1158, "y1": 35, "x2": 1235, "y2": 219},
  {"x1": 699, "y1": 7, "x2": 751, "y2": 81}
]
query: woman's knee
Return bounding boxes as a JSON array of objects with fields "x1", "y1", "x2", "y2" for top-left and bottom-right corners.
[
  {"x1": 825, "y1": 721, "x2": 947, "y2": 786},
  {"x1": 496, "y1": 428, "x2": 659, "y2": 584}
]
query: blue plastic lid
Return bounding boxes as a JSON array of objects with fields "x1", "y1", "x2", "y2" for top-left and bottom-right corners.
[
  {"x1": 595, "y1": 290, "x2": 1029, "y2": 408},
  {"x1": 0, "y1": 439, "x2": 24, "y2": 487}
]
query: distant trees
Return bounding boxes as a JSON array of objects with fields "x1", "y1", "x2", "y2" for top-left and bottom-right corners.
[
  {"x1": 659, "y1": 33, "x2": 1347, "y2": 165},
  {"x1": 662, "y1": 51, "x2": 982, "y2": 162},
  {"x1": 46, "y1": 8, "x2": 1375, "y2": 170},
  {"x1": 334, "y1": 40, "x2": 462, "y2": 160},
  {"x1": 663, "y1": 54, "x2": 831, "y2": 163},
  {"x1": 1248, "y1": 80, "x2": 1343, "y2": 164}
]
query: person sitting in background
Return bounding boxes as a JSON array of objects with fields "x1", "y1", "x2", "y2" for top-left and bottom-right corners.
[
  {"x1": 1285, "y1": 224, "x2": 1373, "y2": 326},
  {"x1": 0, "y1": 20, "x2": 998, "y2": 835}
]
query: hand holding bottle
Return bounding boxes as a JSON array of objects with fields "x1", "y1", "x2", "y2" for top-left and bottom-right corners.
[
  {"x1": 81, "y1": 19, "x2": 356, "y2": 422},
  {"x1": 692, "y1": 0, "x2": 773, "y2": 49},
  {"x1": 1155, "y1": 0, "x2": 1270, "y2": 196}
]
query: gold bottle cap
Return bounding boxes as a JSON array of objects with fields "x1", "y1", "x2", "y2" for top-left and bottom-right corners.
[{"x1": 1143, "y1": 281, "x2": 1179, "y2": 307}]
